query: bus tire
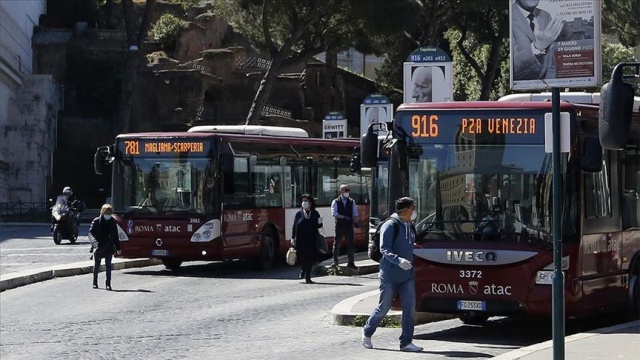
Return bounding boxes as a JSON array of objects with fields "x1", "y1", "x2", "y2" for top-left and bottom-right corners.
[
  {"x1": 256, "y1": 232, "x2": 275, "y2": 270},
  {"x1": 459, "y1": 312, "x2": 489, "y2": 325},
  {"x1": 162, "y1": 259, "x2": 182, "y2": 271}
]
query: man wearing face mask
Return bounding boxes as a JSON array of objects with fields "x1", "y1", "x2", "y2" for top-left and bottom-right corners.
[
  {"x1": 331, "y1": 184, "x2": 359, "y2": 269},
  {"x1": 89, "y1": 204, "x2": 121, "y2": 290},
  {"x1": 362, "y1": 197, "x2": 422, "y2": 352}
]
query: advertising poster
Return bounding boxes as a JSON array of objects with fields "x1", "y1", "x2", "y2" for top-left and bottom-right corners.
[
  {"x1": 510, "y1": 0, "x2": 601, "y2": 90},
  {"x1": 403, "y1": 47, "x2": 453, "y2": 104},
  {"x1": 322, "y1": 111, "x2": 347, "y2": 139},
  {"x1": 360, "y1": 94, "x2": 393, "y2": 136}
]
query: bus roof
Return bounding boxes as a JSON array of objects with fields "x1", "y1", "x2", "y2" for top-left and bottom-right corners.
[
  {"x1": 500, "y1": 92, "x2": 640, "y2": 108},
  {"x1": 396, "y1": 101, "x2": 578, "y2": 112},
  {"x1": 188, "y1": 125, "x2": 309, "y2": 138}
]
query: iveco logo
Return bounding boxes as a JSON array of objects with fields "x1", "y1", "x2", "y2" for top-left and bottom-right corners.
[
  {"x1": 156, "y1": 238, "x2": 163, "y2": 246},
  {"x1": 446, "y1": 250, "x2": 497, "y2": 263}
]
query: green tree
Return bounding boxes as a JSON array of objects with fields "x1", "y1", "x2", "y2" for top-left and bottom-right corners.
[
  {"x1": 119, "y1": 0, "x2": 156, "y2": 133},
  {"x1": 602, "y1": 0, "x2": 640, "y2": 47},
  {"x1": 216, "y1": 0, "x2": 415, "y2": 125}
]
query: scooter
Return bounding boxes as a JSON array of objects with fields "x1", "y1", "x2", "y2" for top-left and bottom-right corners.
[{"x1": 51, "y1": 196, "x2": 83, "y2": 245}]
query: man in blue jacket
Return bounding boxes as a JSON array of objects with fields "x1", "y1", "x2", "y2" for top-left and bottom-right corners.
[{"x1": 362, "y1": 197, "x2": 423, "y2": 352}]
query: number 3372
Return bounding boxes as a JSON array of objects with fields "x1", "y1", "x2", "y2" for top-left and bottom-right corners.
[{"x1": 459, "y1": 270, "x2": 482, "y2": 278}]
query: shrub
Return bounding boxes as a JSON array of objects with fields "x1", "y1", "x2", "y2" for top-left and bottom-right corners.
[{"x1": 149, "y1": 14, "x2": 184, "y2": 51}]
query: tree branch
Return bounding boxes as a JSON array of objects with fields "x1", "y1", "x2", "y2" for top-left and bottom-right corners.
[
  {"x1": 262, "y1": 0, "x2": 277, "y2": 55},
  {"x1": 455, "y1": 27, "x2": 485, "y2": 80}
]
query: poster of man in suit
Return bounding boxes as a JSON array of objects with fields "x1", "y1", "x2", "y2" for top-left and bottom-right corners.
[{"x1": 510, "y1": 0, "x2": 601, "y2": 90}]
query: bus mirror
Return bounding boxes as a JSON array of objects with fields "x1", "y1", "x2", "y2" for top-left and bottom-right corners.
[
  {"x1": 361, "y1": 127, "x2": 378, "y2": 168},
  {"x1": 599, "y1": 62, "x2": 638, "y2": 149},
  {"x1": 580, "y1": 137, "x2": 602, "y2": 173},
  {"x1": 350, "y1": 146, "x2": 361, "y2": 173},
  {"x1": 220, "y1": 153, "x2": 234, "y2": 173},
  {"x1": 94, "y1": 146, "x2": 110, "y2": 175}
]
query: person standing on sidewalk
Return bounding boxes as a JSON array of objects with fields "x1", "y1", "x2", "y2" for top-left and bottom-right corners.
[
  {"x1": 331, "y1": 184, "x2": 359, "y2": 269},
  {"x1": 89, "y1": 204, "x2": 121, "y2": 290},
  {"x1": 291, "y1": 194, "x2": 323, "y2": 284},
  {"x1": 362, "y1": 197, "x2": 422, "y2": 352}
]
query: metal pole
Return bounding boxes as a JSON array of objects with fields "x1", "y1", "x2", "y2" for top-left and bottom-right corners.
[{"x1": 551, "y1": 87, "x2": 565, "y2": 359}]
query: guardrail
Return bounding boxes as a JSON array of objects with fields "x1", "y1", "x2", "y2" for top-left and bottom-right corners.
[{"x1": 0, "y1": 202, "x2": 49, "y2": 222}]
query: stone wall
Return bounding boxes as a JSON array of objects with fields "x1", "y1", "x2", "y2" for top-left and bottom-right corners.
[{"x1": 0, "y1": 75, "x2": 60, "y2": 203}]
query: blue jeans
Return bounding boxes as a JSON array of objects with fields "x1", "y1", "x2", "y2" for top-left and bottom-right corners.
[
  {"x1": 363, "y1": 277, "x2": 416, "y2": 348},
  {"x1": 93, "y1": 253, "x2": 113, "y2": 282}
]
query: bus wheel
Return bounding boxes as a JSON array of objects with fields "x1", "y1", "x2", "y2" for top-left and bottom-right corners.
[
  {"x1": 459, "y1": 312, "x2": 489, "y2": 325},
  {"x1": 257, "y1": 232, "x2": 275, "y2": 270},
  {"x1": 162, "y1": 259, "x2": 183, "y2": 271}
]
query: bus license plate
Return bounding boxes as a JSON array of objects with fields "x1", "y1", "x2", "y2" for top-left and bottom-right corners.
[
  {"x1": 457, "y1": 300, "x2": 486, "y2": 311},
  {"x1": 151, "y1": 249, "x2": 168, "y2": 256}
]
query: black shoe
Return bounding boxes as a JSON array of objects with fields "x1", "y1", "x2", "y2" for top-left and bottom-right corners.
[
  {"x1": 346, "y1": 264, "x2": 358, "y2": 270},
  {"x1": 106, "y1": 281, "x2": 112, "y2": 291},
  {"x1": 92, "y1": 284, "x2": 98, "y2": 289},
  {"x1": 299, "y1": 271, "x2": 305, "y2": 279},
  {"x1": 305, "y1": 279, "x2": 315, "y2": 284}
]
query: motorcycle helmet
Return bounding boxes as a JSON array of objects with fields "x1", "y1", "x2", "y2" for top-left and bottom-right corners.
[{"x1": 63, "y1": 187, "x2": 73, "y2": 196}]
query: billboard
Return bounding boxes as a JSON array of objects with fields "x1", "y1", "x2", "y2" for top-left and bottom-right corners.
[
  {"x1": 322, "y1": 111, "x2": 347, "y2": 139},
  {"x1": 403, "y1": 47, "x2": 453, "y2": 104},
  {"x1": 510, "y1": 0, "x2": 601, "y2": 90},
  {"x1": 360, "y1": 94, "x2": 393, "y2": 136}
]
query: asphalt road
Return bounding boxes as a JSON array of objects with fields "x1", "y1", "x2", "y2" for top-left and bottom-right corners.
[{"x1": 0, "y1": 225, "x2": 633, "y2": 360}]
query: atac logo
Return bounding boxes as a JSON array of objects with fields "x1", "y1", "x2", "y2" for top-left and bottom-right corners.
[{"x1": 468, "y1": 281, "x2": 478, "y2": 295}]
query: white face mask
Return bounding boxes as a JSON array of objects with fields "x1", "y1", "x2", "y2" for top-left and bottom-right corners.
[
  {"x1": 301, "y1": 201, "x2": 310, "y2": 209},
  {"x1": 342, "y1": 192, "x2": 350, "y2": 198},
  {"x1": 103, "y1": 214, "x2": 112, "y2": 221},
  {"x1": 411, "y1": 211, "x2": 418, "y2": 221}
]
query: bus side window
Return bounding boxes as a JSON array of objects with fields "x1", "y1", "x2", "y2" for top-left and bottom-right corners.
[
  {"x1": 223, "y1": 157, "x2": 252, "y2": 208},
  {"x1": 584, "y1": 152, "x2": 612, "y2": 219}
]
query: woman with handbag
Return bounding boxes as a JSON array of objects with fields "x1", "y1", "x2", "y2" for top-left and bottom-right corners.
[
  {"x1": 89, "y1": 204, "x2": 121, "y2": 290},
  {"x1": 291, "y1": 194, "x2": 322, "y2": 284}
]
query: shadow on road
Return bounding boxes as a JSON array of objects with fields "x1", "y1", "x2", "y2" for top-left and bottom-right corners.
[{"x1": 124, "y1": 260, "x2": 337, "y2": 282}]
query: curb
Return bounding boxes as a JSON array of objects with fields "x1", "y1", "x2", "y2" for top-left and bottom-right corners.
[
  {"x1": 330, "y1": 289, "x2": 455, "y2": 327},
  {"x1": 0, "y1": 258, "x2": 163, "y2": 292}
]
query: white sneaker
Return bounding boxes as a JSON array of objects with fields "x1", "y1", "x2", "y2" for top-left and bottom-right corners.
[
  {"x1": 361, "y1": 330, "x2": 373, "y2": 349},
  {"x1": 400, "y1": 343, "x2": 423, "y2": 352}
]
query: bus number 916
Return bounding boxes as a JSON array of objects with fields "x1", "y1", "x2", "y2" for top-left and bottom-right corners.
[
  {"x1": 411, "y1": 115, "x2": 439, "y2": 138},
  {"x1": 460, "y1": 270, "x2": 482, "y2": 278}
]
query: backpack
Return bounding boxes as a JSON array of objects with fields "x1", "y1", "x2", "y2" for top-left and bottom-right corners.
[{"x1": 368, "y1": 218, "x2": 415, "y2": 262}]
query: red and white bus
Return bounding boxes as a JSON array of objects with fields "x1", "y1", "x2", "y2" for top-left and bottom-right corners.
[
  {"x1": 94, "y1": 125, "x2": 370, "y2": 270},
  {"x1": 362, "y1": 95, "x2": 640, "y2": 324}
]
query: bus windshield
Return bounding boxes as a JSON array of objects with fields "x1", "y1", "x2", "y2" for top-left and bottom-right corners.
[{"x1": 396, "y1": 109, "x2": 565, "y2": 243}]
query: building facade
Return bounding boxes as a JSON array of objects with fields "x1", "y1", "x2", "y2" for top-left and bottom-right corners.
[{"x1": 0, "y1": 0, "x2": 60, "y2": 203}]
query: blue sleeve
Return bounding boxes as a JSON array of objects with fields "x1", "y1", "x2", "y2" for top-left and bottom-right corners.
[
  {"x1": 380, "y1": 221, "x2": 400, "y2": 266},
  {"x1": 352, "y1": 199, "x2": 359, "y2": 217},
  {"x1": 331, "y1": 199, "x2": 339, "y2": 218}
]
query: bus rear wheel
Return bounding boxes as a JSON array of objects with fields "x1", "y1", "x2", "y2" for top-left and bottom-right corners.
[
  {"x1": 256, "y1": 232, "x2": 275, "y2": 270},
  {"x1": 459, "y1": 312, "x2": 489, "y2": 325},
  {"x1": 162, "y1": 259, "x2": 183, "y2": 271}
]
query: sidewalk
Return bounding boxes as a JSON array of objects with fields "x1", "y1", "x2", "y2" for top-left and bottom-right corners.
[
  {"x1": 0, "y1": 257, "x2": 162, "y2": 292},
  {"x1": 493, "y1": 320, "x2": 640, "y2": 360}
]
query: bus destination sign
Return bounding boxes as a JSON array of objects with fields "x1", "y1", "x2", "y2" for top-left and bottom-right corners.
[
  {"x1": 397, "y1": 110, "x2": 544, "y2": 144},
  {"x1": 120, "y1": 140, "x2": 208, "y2": 156}
]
